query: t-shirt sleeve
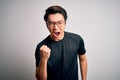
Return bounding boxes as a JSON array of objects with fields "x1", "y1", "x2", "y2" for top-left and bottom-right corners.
[
  {"x1": 35, "y1": 44, "x2": 40, "y2": 67},
  {"x1": 78, "y1": 37, "x2": 86, "y2": 55}
]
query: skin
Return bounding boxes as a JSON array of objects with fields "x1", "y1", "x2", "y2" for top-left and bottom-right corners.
[
  {"x1": 79, "y1": 54, "x2": 88, "y2": 80},
  {"x1": 36, "y1": 13, "x2": 87, "y2": 80},
  {"x1": 46, "y1": 13, "x2": 66, "y2": 41}
]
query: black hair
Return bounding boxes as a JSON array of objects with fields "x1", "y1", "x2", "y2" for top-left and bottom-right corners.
[{"x1": 44, "y1": 5, "x2": 68, "y2": 22}]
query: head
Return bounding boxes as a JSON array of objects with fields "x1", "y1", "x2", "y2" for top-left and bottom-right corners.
[{"x1": 44, "y1": 5, "x2": 68, "y2": 41}]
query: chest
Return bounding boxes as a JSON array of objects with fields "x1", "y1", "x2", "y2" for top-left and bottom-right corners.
[{"x1": 47, "y1": 39, "x2": 79, "y2": 67}]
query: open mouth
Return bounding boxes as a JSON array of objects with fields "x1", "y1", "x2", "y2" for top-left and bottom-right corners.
[{"x1": 53, "y1": 32, "x2": 60, "y2": 37}]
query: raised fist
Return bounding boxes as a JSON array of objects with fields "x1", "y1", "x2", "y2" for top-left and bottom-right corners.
[{"x1": 40, "y1": 45, "x2": 51, "y2": 62}]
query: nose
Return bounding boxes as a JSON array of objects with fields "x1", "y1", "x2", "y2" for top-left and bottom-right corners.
[{"x1": 53, "y1": 23, "x2": 59, "y2": 29}]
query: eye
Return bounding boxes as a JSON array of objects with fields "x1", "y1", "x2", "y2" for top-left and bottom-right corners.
[
  {"x1": 58, "y1": 21, "x2": 65, "y2": 25},
  {"x1": 46, "y1": 21, "x2": 54, "y2": 25},
  {"x1": 58, "y1": 22, "x2": 62, "y2": 24}
]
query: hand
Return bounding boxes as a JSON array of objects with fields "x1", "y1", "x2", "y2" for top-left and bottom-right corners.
[{"x1": 40, "y1": 45, "x2": 51, "y2": 62}]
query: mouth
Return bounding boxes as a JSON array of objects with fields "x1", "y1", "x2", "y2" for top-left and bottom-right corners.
[{"x1": 53, "y1": 32, "x2": 60, "y2": 38}]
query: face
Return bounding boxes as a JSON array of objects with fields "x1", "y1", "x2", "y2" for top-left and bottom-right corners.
[{"x1": 46, "y1": 13, "x2": 66, "y2": 41}]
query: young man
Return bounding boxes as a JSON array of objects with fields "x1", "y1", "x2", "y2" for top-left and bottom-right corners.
[{"x1": 35, "y1": 5, "x2": 87, "y2": 80}]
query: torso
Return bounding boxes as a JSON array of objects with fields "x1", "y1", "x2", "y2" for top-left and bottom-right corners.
[{"x1": 35, "y1": 32, "x2": 86, "y2": 80}]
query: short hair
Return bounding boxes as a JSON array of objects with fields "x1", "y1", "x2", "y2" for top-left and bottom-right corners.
[{"x1": 44, "y1": 5, "x2": 68, "y2": 22}]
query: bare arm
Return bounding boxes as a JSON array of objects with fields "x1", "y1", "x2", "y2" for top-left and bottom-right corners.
[
  {"x1": 79, "y1": 54, "x2": 88, "y2": 80},
  {"x1": 36, "y1": 45, "x2": 51, "y2": 80}
]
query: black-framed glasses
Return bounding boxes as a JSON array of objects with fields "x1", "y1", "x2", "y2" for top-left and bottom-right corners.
[{"x1": 46, "y1": 21, "x2": 65, "y2": 27}]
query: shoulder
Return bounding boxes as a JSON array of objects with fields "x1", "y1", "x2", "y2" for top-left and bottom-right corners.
[
  {"x1": 36, "y1": 35, "x2": 50, "y2": 49},
  {"x1": 65, "y1": 32, "x2": 83, "y2": 41}
]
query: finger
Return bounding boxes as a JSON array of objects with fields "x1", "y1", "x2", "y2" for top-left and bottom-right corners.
[{"x1": 40, "y1": 45, "x2": 47, "y2": 50}]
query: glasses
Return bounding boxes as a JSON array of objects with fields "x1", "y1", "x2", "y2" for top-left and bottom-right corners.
[{"x1": 46, "y1": 21, "x2": 65, "y2": 27}]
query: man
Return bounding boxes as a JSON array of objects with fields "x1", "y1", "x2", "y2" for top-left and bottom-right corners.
[{"x1": 35, "y1": 5, "x2": 87, "y2": 80}]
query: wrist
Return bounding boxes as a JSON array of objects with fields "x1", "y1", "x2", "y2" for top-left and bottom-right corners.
[{"x1": 40, "y1": 58, "x2": 48, "y2": 63}]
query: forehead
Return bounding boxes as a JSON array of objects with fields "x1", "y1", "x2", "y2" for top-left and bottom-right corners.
[{"x1": 48, "y1": 13, "x2": 64, "y2": 21}]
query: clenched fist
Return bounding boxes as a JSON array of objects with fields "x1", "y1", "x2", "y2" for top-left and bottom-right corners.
[{"x1": 40, "y1": 45, "x2": 51, "y2": 62}]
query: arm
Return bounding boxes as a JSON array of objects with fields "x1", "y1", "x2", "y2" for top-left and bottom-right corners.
[
  {"x1": 36, "y1": 60, "x2": 48, "y2": 80},
  {"x1": 79, "y1": 54, "x2": 88, "y2": 80},
  {"x1": 35, "y1": 45, "x2": 51, "y2": 80}
]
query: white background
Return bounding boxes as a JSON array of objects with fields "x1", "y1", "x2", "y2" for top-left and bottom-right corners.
[{"x1": 0, "y1": 0, "x2": 120, "y2": 80}]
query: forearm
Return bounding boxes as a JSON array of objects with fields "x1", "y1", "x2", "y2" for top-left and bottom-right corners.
[
  {"x1": 80, "y1": 59, "x2": 87, "y2": 80},
  {"x1": 36, "y1": 45, "x2": 50, "y2": 80},
  {"x1": 36, "y1": 60, "x2": 48, "y2": 80},
  {"x1": 79, "y1": 55, "x2": 87, "y2": 80}
]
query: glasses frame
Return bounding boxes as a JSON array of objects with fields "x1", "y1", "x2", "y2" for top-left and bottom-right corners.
[{"x1": 46, "y1": 21, "x2": 65, "y2": 27}]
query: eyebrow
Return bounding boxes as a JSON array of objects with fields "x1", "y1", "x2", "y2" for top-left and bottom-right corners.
[{"x1": 47, "y1": 20, "x2": 64, "y2": 22}]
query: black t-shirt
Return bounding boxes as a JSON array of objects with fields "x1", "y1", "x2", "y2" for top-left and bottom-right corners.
[{"x1": 35, "y1": 32, "x2": 86, "y2": 80}]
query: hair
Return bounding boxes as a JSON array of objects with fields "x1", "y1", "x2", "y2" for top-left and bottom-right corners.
[{"x1": 44, "y1": 5, "x2": 68, "y2": 22}]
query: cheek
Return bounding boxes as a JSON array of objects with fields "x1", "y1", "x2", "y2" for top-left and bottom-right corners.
[
  {"x1": 62, "y1": 24, "x2": 66, "y2": 29},
  {"x1": 60, "y1": 28, "x2": 64, "y2": 31},
  {"x1": 61, "y1": 25, "x2": 66, "y2": 31},
  {"x1": 48, "y1": 27, "x2": 53, "y2": 32}
]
